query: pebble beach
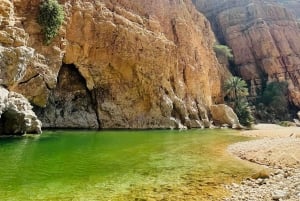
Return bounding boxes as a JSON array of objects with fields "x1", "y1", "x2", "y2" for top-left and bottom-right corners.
[{"x1": 224, "y1": 124, "x2": 300, "y2": 201}]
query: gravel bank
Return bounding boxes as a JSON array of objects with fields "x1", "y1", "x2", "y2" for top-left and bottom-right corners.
[
  {"x1": 224, "y1": 124, "x2": 300, "y2": 200},
  {"x1": 224, "y1": 168, "x2": 300, "y2": 201}
]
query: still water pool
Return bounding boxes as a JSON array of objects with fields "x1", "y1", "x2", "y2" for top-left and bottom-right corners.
[{"x1": 0, "y1": 129, "x2": 256, "y2": 200}]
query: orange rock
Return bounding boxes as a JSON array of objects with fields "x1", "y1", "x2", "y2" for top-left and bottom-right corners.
[{"x1": 1, "y1": 0, "x2": 230, "y2": 129}]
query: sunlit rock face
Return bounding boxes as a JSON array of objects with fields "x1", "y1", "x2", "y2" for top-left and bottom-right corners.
[
  {"x1": 1, "y1": 0, "x2": 230, "y2": 129},
  {"x1": 194, "y1": 0, "x2": 300, "y2": 107}
]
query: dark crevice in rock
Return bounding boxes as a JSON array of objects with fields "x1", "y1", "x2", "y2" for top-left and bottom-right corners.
[
  {"x1": 169, "y1": 76, "x2": 176, "y2": 93},
  {"x1": 171, "y1": 18, "x2": 179, "y2": 44},
  {"x1": 34, "y1": 63, "x2": 100, "y2": 129},
  {"x1": 183, "y1": 66, "x2": 187, "y2": 84},
  {"x1": 43, "y1": 78, "x2": 53, "y2": 91},
  {"x1": 18, "y1": 73, "x2": 39, "y2": 85}
]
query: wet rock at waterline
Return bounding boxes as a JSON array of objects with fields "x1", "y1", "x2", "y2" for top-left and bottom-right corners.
[{"x1": 0, "y1": 86, "x2": 42, "y2": 135}]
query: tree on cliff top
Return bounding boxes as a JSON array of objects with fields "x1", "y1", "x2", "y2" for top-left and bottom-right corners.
[{"x1": 38, "y1": 0, "x2": 64, "y2": 45}]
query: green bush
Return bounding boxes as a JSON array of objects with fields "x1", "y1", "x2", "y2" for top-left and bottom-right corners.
[
  {"x1": 278, "y1": 121, "x2": 296, "y2": 127},
  {"x1": 257, "y1": 81, "x2": 289, "y2": 121},
  {"x1": 213, "y1": 44, "x2": 233, "y2": 60},
  {"x1": 38, "y1": 0, "x2": 64, "y2": 44}
]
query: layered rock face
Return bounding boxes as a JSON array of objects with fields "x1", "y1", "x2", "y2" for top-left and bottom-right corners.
[
  {"x1": 1, "y1": 0, "x2": 230, "y2": 129},
  {"x1": 193, "y1": 0, "x2": 300, "y2": 107}
]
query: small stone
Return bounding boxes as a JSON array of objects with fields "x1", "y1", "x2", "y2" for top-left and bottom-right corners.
[
  {"x1": 232, "y1": 183, "x2": 239, "y2": 188},
  {"x1": 272, "y1": 190, "x2": 288, "y2": 200},
  {"x1": 275, "y1": 169, "x2": 284, "y2": 175}
]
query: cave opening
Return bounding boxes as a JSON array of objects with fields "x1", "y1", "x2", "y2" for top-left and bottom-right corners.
[
  {"x1": 0, "y1": 109, "x2": 25, "y2": 135},
  {"x1": 34, "y1": 63, "x2": 101, "y2": 129}
]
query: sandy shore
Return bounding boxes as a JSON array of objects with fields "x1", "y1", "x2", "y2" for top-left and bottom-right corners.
[
  {"x1": 242, "y1": 124, "x2": 300, "y2": 139},
  {"x1": 230, "y1": 124, "x2": 300, "y2": 169},
  {"x1": 224, "y1": 124, "x2": 300, "y2": 200}
]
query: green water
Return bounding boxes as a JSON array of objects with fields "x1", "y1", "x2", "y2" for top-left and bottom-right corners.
[{"x1": 0, "y1": 129, "x2": 255, "y2": 200}]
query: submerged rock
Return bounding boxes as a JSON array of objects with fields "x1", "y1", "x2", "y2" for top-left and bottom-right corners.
[{"x1": 0, "y1": 86, "x2": 42, "y2": 135}]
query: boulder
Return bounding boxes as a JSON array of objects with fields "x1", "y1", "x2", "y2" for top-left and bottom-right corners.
[
  {"x1": 0, "y1": 86, "x2": 42, "y2": 135},
  {"x1": 210, "y1": 104, "x2": 242, "y2": 128}
]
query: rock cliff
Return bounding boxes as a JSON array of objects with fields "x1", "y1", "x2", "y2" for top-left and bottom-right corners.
[
  {"x1": 0, "y1": 0, "x2": 230, "y2": 129},
  {"x1": 193, "y1": 0, "x2": 300, "y2": 107},
  {"x1": 275, "y1": 0, "x2": 300, "y2": 19}
]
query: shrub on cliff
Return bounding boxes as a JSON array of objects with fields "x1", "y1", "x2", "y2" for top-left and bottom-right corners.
[
  {"x1": 213, "y1": 44, "x2": 233, "y2": 60},
  {"x1": 38, "y1": 0, "x2": 64, "y2": 45}
]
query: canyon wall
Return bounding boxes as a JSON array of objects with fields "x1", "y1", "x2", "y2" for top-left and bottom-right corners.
[
  {"x1": 275, "y1": 0, "x2": 300, "y2": 19},
  {"x1": 0, "y1": 0, "x2": 230, "y2": 129},
  {"x1": 193, "y1": 0, "x2": 300, "y2": 107}
]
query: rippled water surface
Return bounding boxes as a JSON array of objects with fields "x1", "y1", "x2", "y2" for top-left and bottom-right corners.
[{"x1": 0, "y1": 129, "x2": 255, "y2": 200}]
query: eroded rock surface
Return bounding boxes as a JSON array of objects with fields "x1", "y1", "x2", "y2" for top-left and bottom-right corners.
[
  {"x1": 1, "y1": 0, "x2": 230, "y2": 129},
  {"x1": 0, "y1": 86, "x2": 42, "y2": 135},
  {"x1": 0, "y1": 0, "x2": 63, "y2": 107}
]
